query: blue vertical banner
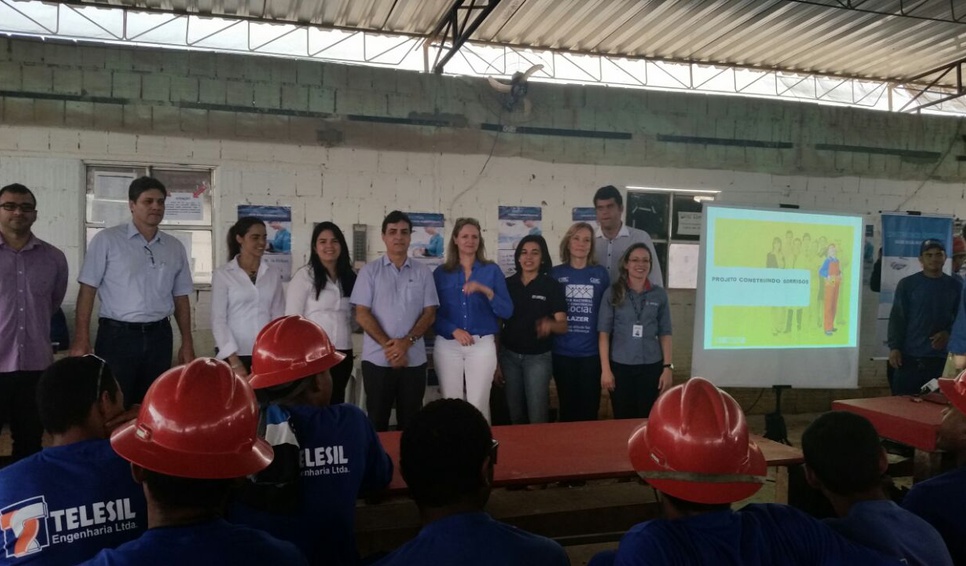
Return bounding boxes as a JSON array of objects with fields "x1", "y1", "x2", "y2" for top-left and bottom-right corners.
[
  {"x1": 498, "y1": 206, "x2": 542, "y2": 276},
  {"x1": 874, "y1": 213, "x2": 954, "y2": 357}
]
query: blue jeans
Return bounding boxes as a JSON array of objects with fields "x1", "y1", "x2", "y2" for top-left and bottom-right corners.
[{"x1": 499, "y1": 349, "x2": 552, "y2": 424}]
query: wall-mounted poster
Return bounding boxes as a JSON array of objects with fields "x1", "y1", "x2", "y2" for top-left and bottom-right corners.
[
  {"x1": 572, "y1": 207, "x2": 598, "y2": 230},
  {"x1": 238, "y1": 205, "x2": 293, "y2": 281},
  {"x1": 409, "y1": 213, "x2": 445, "y2": 268},
  {"x1": 498, "y1": 206, "x2": 542, "y2": 276}
]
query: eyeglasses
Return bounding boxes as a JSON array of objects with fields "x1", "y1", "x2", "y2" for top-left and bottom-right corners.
[
  {"x1": 83, "y1": 354, "x2": 108, "y2": 404},
  {"x1": 0, "y1": 202, "x2": 36, "y2": 213},
  {"x1": 144, "y1": 246, "x2": 155, "y2": 268}
]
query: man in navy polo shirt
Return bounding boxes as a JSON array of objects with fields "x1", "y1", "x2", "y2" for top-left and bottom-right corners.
[{"x1": 0, "y1": 356, "x2": 146, "y2": 565}]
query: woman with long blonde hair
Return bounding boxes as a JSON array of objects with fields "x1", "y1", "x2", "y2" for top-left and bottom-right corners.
[
  {"x1": 598, "y1": 243, "x2": 672, "y2": 418},
  {"x1": 432, "y1": 218, "x2": 513, "y2": 422}
]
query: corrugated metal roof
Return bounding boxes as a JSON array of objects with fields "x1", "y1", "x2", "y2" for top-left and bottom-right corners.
[{"x1": 61, "y1": 0, "x2": 966, "y2": 86}]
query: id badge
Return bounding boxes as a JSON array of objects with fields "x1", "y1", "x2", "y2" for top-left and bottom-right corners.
[{"x1": 632, "y1": 324, "x2": 644, "y2": 338}]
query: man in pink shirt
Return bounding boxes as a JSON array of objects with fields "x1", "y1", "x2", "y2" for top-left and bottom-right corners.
[{"x1": 0, "y1": 183, "x2": 68, "y2": 463}]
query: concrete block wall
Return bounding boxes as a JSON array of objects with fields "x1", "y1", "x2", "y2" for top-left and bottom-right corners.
[{"x1": 3, "y1": 37, "x2": 965, "y2": 411}]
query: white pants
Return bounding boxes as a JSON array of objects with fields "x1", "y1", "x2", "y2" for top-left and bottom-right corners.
[{"x1": 433, "y1": 334, "x2": 497, "y2": 423}]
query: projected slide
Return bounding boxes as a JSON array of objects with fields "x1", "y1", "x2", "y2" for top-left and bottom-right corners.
[{"x1": 693, "y1": 205, "x2": 863, "y2": 389}]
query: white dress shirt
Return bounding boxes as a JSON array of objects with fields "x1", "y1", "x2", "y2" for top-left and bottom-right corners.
[
  {"x1": 211, "y1": 257, "x2": 285, "y2": 358},
  {"x1": 286, "y1": 265, "x2": 353, "y2": 350}
]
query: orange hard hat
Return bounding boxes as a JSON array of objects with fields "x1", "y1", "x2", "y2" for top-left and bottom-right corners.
[
  {"x1": 248, "y1": 315, "x2": 345, "y2": 390},
  {"x1": 110, "y1": 358, "x2": 273, "y2": 479},
  {"x1": 628, "y1": 377, "x2": 766, "y2": 504},
  {"x1": 939, "y1": 369, "x2": 966, "y2": 415}
]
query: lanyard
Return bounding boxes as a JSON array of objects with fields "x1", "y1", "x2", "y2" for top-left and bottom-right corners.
[{"x1": 630, "y1": 290, "x2": 647, "y2": 323}]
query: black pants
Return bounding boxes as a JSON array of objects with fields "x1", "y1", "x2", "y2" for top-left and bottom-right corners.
[
  {"x1": 553, "y1": 354, "x2": 602, "y2": 422},
  {"x1": 610, "y1": 360, "x2": 663, "y2": 419},
  {"x1": 0, "y1": 370, "x2": 44, "y2": 462},
  {"x1": 892, "y1": 355, "x2": 946, "y2": 396},
  {"x1": 362, "y1": 362, "x2": 426, "y2": 432},
  {"x1": 329, "y1": 350, "x2": 354, "y2": 405},
  {"x1": 95, "y1": 318, "x2": 173, "y2": 406}
]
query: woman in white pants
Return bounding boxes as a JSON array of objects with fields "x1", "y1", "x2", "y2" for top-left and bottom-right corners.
[{"x1": 432, "y1": 218, "x2": 513, "y2": 422}]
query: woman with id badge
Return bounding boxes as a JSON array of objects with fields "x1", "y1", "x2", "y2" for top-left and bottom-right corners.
[{"x1": 598, "y1": 243, "x2": 672, "y2": 418}]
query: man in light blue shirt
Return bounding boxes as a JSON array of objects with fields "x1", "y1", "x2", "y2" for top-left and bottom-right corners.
[
  {"x1": 71, "y1": 176, "x2": 194, "y2": 405},
  {"x1": 351, "y1": 211, "x2": 438, "y2": 431}
]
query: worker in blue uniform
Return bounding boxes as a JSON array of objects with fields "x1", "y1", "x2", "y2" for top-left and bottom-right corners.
[
  {"x1": 80, "y1": 357, "x2": 307, "y2": 566},
  {"x1": 590, "y1": 377, "x2": 904, "y2": 566},
  {"x1": 0, "y1": 355, "x2": 146, "y2": 565},
  {"x1": 374, "y1": 398, "x2": 569, "y2": 566},
  {"x1": 230, "y1": 315, "x2": 393, "y2": 566}
]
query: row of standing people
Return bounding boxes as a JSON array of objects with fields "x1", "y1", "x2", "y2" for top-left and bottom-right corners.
[
  {"x1": 0, "y1": 177, "x2": 664, "y2": 466},
  {"x1": 213, "y1": 205, "x2": 672, "y2": 433}
]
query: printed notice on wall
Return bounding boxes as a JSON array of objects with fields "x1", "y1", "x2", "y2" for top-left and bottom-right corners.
[
  {"x1": 238, "y1": 205, "x2": 293, "y2": 281},
  {"x1": 165, "y1": 192, "x2": 204, "y2": 222},
  {"x1": 677, "y1": 211, "x2": 702, "y2": 236}
]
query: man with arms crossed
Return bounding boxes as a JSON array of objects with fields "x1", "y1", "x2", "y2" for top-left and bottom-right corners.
[
  {"x1": 0, "y1": 183, "x2": 68, "y2": 462},
  {"x1": 71, "y1": 176, "x2": 195, "y2": 405},
  {"x1": 351, "y1": 210, "x2": 439, "y2": 431},
  {"x1": 593, "y1": 185, "x2": 663, "y2": 287}
]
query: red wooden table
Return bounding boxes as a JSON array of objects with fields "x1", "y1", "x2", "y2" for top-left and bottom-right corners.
[
  {"x1": 378, "y1": 419, "x2": 803, "y2": 501},
  {"x1": 832, "y1": 396, "x2": 946, "y2": 480}
]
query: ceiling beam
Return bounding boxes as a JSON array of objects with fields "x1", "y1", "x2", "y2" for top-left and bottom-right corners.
[{"x1": 425, "y1": 0, "x2": 502, "y2": 74}]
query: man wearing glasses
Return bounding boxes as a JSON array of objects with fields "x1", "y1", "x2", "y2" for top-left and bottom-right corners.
[
  {"x1": 71, "y1": 176, "x2": 194, "y2": 405},
  {"x1": 0, "y1": 183, "x2": 68, "y2": 463}
]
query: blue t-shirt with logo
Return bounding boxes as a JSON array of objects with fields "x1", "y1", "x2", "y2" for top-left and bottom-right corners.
[
  {"x1": 78, "y1": 519, "x2": 307, "y2": 565},
  {"x1": 550, "y1": 264, "x2": 610, "y2": 357},
  {"x1": 229, "y1": 403, "x2": 393, "y2": 565},
  {"x1": 602, "y1": 503, "x2": 902, "y2": 566},
  {"x1": 0, "y1": 439, "x2": 147, "y2": 565},
  {"x1": 374, "y1": 512, "x2": 568, "y2": 566}
]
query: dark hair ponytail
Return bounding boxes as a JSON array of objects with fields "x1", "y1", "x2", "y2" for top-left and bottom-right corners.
[{"x1": 228, "y1": 217, "x2": 265, "y2": 260}]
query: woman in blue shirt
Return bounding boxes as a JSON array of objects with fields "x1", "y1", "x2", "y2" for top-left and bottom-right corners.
[
  {"x1": 551, "y1": 222, "x2": 610, "y2": 421},
  {"x1": 433, "y1": 218, "x2": 513, "y2": 423},
  {"x1": 598, "y1": 243, "x2": 672, "y2": 419}
]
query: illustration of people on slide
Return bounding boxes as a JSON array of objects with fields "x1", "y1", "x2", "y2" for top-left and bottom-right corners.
[
  {"x1": 819, "y1": 244, "x2": 841, "y2": 336},
  {"x1": 766, "y1": 237, "x2": 786, "y2": 335},
  {"x1": 812, "y1": 236, "x2": 828, "y2": 329}
]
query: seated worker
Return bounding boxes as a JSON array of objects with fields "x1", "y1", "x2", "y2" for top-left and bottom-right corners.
[
  {"x1": 230, "y1": 316, "x2": 393, "y2": 566},
  {"x1": 903, "y1": 369, "x2": 966, "y2": 565},
  {"x1": 589, "y1": 377, "x2": 902, "y2": 566},
  {"x1": 80, "y1": 358, "x2": 307, "y2": 566},
  {"x1": 374, "y1": 399, "x2": 569, "y2": 566},
  {"x1": 0, "y1": 356, "x2": 147, "y2": 565},
  {"x1": 801, "y1": 411, "x2": 952, "y2": 566}
]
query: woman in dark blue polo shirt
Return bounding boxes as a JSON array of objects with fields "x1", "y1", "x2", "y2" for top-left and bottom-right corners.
[
  {"x1": 500, "y1": 235, "x2": 567, "y2": 424},
  {"x1": 598, "y1": 243, "x2": 672, "y2": 419}
]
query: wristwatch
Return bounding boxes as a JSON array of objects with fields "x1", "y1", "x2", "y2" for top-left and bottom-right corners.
[
  {"x1": 663, "y1": 363, "x2": 674, "y2": 370},
  {"x1": 408, "y1": 334, "x2": 419, "y2": 345}
]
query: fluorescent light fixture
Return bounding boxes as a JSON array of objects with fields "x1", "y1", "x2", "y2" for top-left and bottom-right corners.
[{"x1": 626, "y1": 186, "x2": 721, "y2": 194}]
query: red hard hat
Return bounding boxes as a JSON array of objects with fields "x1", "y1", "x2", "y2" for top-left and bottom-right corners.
[
  {"x1": 110, "y1": 358, "x2": 273, "y2": 479},
  {"x1": 628, "y1": 377, "x2": 766, "y2": 504},
  {"x1": 248, "y1": 315, "x2": 345, "y2": 390},
  {"x1": 939, "y1": 369, "x2": 966, "y2": 415},
  {"x1": 954, "y1": 236, "x2": 966, "y2": 256}
]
